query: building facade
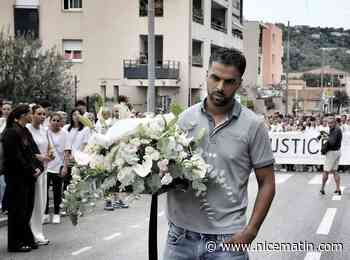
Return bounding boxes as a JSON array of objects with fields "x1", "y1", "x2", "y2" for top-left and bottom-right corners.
[
  {"x1": 0, "y1": 0, "x2": 244, "y2": 112},
  {"x1": 261, "y1": 23, "x2": 283, "y2": 87}
]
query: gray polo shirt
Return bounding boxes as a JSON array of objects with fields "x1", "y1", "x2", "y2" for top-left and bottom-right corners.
[{"x1": 166, "y1": 98, "x2": 274, "y2": 234}]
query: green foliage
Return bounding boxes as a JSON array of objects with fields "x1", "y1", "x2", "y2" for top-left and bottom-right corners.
[
  {"x1": 0, "y1": 30, "x2": 73, "y2": 109},
  {"x1": 277, "y1": 23, "x2": 350, "y2": 72},
  {"x1": 170, "y1": 101, "x2": 184, "y2": 117}
]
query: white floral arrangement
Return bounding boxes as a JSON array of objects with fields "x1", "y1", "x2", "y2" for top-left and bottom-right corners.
[{"x1": 63, "y1": 111, "x2": 209, "y2": 225}]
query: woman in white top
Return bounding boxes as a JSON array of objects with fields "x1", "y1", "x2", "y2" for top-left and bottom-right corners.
[
  {"x1": 44, "y1": 113, "x2": 71, "y2": 224},
  {"x1": 0, "y1": 102, "x2": 12, "y2": 212},
  {"x1": 62, "y1": 109, "x2": 90, "y2": 192},
  {"x1": 26, "y1": 105, "x2": 51, "y2": 245}
]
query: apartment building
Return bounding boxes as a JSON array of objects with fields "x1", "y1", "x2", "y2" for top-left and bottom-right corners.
[
  {"x1": 243, "y1": 21, "x2": 283, "y2": 90},
  {"x1": 0, "y1": 0, "x2": 244, "y2": 112}
]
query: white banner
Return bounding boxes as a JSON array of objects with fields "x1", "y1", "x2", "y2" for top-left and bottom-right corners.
[{"x1": 270, "y1": 132, "x2": 350, "y2": 165}]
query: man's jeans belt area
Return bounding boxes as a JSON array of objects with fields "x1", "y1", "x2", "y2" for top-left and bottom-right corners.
[{"x1": 169, "y1": 222, "x2": 233, "y2": 242}]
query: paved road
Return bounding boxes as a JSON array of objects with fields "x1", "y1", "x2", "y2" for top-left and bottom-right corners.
[{"x1": 0, "y1": 173, "x2": 349, "y2": 260}]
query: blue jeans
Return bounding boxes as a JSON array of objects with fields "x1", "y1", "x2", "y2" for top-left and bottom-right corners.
[
  {"x1": 163, "y1": 222, "x2": 249, "y2": 260},
  {"x1": 0, "y1": 175, "x2": 5, "y2": 208}
]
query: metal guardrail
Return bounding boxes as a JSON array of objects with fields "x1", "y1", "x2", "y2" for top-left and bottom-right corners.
[
  {"x1": 193, "y1": 8, "x2": 204, "y2": 24},
  {"x1": 123, "y1": 60, "x2": 180, "y2": 80},
  {"x1": 192, "y1": 55, "x2": 203, "y2": 66},
  {"x1": 211, "y1": 22, "x2": 227, "y2": 33}
]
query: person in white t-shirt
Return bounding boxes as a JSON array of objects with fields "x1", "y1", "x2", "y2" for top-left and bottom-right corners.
[
  {"x1": 95, "y1": 107, "x2": 112, "y2": 134},
  {"x1": 318, "y1": 118, "x2": 329, "y2": 134},
  {"x1": 62, "y1": 109, "x2": 90, "y2": 193},
  {"x1": 43, "y1": 113, "x2": 71, "y2": 224},
  {"x1": 26, "y1": 105, "x2": 52, "y2": 245}
]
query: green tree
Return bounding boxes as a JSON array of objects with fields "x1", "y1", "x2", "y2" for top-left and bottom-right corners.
[{"x1": 0, "y1": 30, "x2": 73, "y2": 110}]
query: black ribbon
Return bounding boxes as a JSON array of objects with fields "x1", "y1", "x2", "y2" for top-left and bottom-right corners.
[
  {"x1": 148, "y1": 179, "x2": 189, "y2": 260},
  {"x1": 148, "y1": 194, "x2": 158, "y2": 260}
]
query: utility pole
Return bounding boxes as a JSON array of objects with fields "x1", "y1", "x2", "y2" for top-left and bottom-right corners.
[
  {"x1": 285, "y1": 21, "x2": 290, "y2": 116},
  {"x1": 147, "y1": 0, "x2": 156, "y2": 113},
  {"x1": 321, "y1": 48, "x2": 325, "y2": 112}
]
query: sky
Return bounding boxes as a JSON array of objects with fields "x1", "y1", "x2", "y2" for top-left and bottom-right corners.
[{"x1": 244, "y1": 0, "x2": 350, "y2": 29}]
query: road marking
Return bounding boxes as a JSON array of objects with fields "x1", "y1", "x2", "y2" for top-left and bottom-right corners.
[
  {"x1": 304, "y1": 252, "x2": 321, "y2": 260},
  {"x1": 316, "y1": 208, "x2": 337, "y2": 235},
  {"x1": 275, "y1": 174, "x2": 292, "y2": 184},
  {"x1": 103, "y1": 232, "x2": 122, "y2": 241},
  {"x1": 130, "y1": 224, "x2": 141, "y2": 229},
  {"x1": 332, "y1": 186, "x2": 345, "y2": 200},
  {"x1": 72, "y1": 246, "x2": 92, "y2": 256},
  {"x1": 158, "y1": 211, "x2": 165, "y2": 217}
]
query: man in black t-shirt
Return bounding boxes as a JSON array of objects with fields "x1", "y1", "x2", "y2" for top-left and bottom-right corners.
[{"x1": 320, "y1": 116, "x2": 343, "y2": 195}]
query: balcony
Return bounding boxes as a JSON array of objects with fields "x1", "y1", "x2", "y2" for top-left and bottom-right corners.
[
  {"x1": 124, "y1": 60, "x2": 180, "y2": 80},
  {"x1": 192, "y1": 55, "x2": 203, "y2": 67},
  {"x1": 211, "y1": 21, "x2": 227, "y2": 33},
  {"x1": 232, "y1": 28, "x2": 243, "y2": 39},
  {"x1": 193, "y1": 8, "x2": 204, "y2": 24}
]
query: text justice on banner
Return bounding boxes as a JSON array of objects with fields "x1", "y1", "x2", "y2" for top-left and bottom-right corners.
[{"x1": 269, "y1": 132, "x2": 350, "y2": 165}]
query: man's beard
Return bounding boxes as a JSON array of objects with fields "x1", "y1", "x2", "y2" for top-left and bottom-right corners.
[{"x1": 209, "y1": 91, "x2": 233, "y2": 107}]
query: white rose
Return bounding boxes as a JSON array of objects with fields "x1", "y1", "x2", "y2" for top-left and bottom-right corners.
[{"x1": 161, "y1": 173, "x2": 173, "y2": 186}]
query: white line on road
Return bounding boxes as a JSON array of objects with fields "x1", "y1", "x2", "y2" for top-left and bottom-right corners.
[
  {"x1": 158, "y1": 211, "x2": 165, "y2": 217},
  {"x1": 275, "y1": 174, "x2": 293, "y2": 184},
  {"x1": 72, "y1": 246, "x2": 92, "y2": 256},
  {"x1": 130, "y1": 224, "x2": 141, "y2": 229},
  {"x1": 332, "y1": 186, "x2": 346, "y2": 201},
  {"x1": 316, "y1": 208, "x2": 337, "y2": 235},
  {"x1": 304, "y1": 252, "x2": 321, "y2": 260},
  {"x1": 103, "y1": 232, "x2": 122, "y2": 241}
]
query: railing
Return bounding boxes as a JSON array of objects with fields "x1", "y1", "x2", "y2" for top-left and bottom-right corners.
[
  {"x1": 211, "y1": 21, "x2": 227, "y2": 33},
  {"x1": 123, "y1": 60, "x2": 180, "y2": 80},
  {"x1": 232, "y1": 28, "x2": 243, "y2": 39},
  {"x1": 192, "y1": 55, "x2": 203, "y2": 67},
  {"x1": 193, "y1": 8, "x2": 204, "y2": 24}
]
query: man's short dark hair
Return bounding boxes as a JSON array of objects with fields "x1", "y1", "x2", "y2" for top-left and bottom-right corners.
[
  {"x1": 209, "y1": 48, "x2": 246, "y2": 76},
  {"x1": 75, "y1": 99, "x2": 87, "y2": 107}
]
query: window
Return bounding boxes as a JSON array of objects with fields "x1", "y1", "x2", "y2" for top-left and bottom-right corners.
[
  {"x1": 113, "y1": 86, "x2": 119, "y2": 102},
  {"x1": 63, "y1": 40, "x2": 83, "y2": 62},
  {"x1": 272, "y1": 33, "x2": 276, "y2": 44},
  {"x1": 211, "y1": 1, "x2": 227, "y2": 33},
  {"x1": 140, "y1": 0, "x2": 163, "y2": 17},
  {"x1": 193, "y1": 0, "x2": 204, "y2": 24},
  {"x1": 157, "y1": 95, "x2": 171, "y2": 113},
  {"x1": 192, "y1": 39, "x2": 203, "y2": 67},
  {"x1": 272, "y1": 54, "x2": 275, "y2": 65},
  {"x1": 14, "y1": 8, "x2": 39, "y2": 39},
  {"x1": 63, "y1": 0, "x2": 82, "y2": 10}
]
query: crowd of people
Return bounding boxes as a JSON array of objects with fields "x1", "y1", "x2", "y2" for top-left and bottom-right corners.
[
  {"x1": 0, "y1": 96, "x2": 137, "y2": 253},
  {"x1": 265, "y1": 112, "x2": 350, "y2": 134}
]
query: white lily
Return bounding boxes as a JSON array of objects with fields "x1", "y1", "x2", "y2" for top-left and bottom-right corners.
[{"x1": 133, "y1": 159, "x2": 153, "y2": 178}]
